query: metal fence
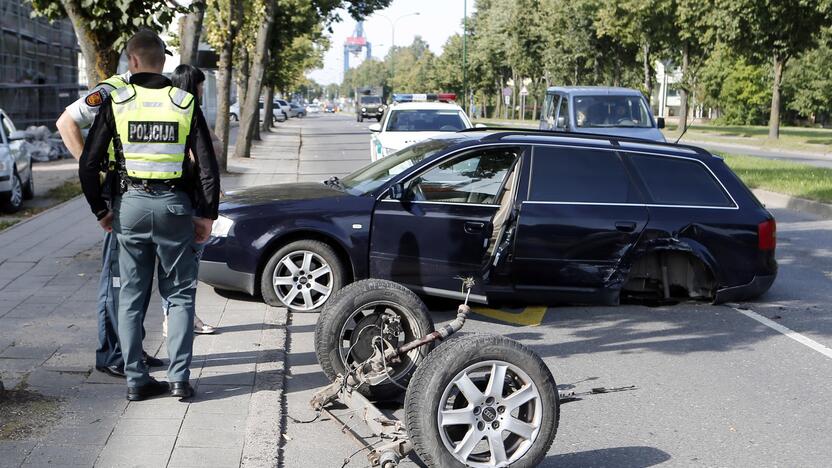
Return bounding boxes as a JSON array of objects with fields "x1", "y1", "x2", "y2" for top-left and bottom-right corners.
[{"x1": 0, "y1": 0, "x2": 80, "y2": 129}]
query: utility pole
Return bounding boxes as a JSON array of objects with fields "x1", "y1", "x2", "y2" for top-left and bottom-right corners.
[{"x1": 463, "y1": 0, "x2": 468, "y2": 114}]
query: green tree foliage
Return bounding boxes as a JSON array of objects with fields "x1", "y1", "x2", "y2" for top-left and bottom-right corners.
[
  {"x1": 783, "y1": 29, "x2": 832, "y2": 124},
  {"x1": 718, "y1": 60, "x2": 771, "y2": 125},
  {"x1": 30, "y1": 0, "x2": 185, "y2": 85},
  {"x1": 716, "y1": 0, "x2": 832, "y2": 137}
]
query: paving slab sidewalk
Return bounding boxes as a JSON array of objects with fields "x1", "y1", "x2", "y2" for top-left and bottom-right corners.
[{"x1": 0, "y1": 122, "x2": 304, "y2": 468}]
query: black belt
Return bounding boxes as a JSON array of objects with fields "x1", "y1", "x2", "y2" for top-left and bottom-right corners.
[{"x1": 125, "y1": 178, "x2": 184, "y2": 193}]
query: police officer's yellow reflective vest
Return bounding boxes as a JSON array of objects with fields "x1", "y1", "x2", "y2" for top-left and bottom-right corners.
[
  {"x1": 109, "y1": 84, "x2": 195, "y2": 180},
  {"x1": 97, "y1": 75, "x2": 129, "y2": 163}
]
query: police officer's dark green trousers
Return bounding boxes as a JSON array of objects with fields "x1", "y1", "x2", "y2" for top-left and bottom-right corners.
[{"x1": 113, "y1": 187, "x2": 198, "y2": 387}]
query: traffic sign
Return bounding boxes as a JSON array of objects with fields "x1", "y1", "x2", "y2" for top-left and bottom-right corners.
[
  {"x1": 502, "y1": 87, "x2": 512, "y2": 97},
  {"x1": 520, "y1": 86, "x2": 528, "y2": 96}
]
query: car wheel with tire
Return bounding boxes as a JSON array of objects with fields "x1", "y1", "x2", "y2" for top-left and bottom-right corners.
[
  {"x1": 1, "y1": 170, "x2": 24, "y2": 213},
  {"x1": 260, "y1": 240, "x2": 346, "y2": 312},
  {"x1": 315, "y1": 279, "x2": 435, "y2": 400},
  {"x1": 230, "y1": 113, "x2": 238, "y2": 122},
  {"x1": 22, "y1": 168, "x2": 34, "y2": 200},
  {"x1": 405, "y1": 334, "x2": 559, "y2": 468}
]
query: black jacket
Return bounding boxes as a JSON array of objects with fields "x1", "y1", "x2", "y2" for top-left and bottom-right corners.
[{"x1": 78, "y1": 72, "x2": 220, "y2": 219}]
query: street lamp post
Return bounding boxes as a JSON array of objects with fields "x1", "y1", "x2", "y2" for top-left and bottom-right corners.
[{"x1": 379, "y1": 12, "x2": 420, "y2": 96}]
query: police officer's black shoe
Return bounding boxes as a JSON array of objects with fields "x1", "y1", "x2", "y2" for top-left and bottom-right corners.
[
  {"x1": 170, "y1": 381, "x2": 194, "y2": 400},
  {"x1": 142, "y1": 351, "x2": 164, "y2": 368},
  {"x1": 95, "y1": 365, "x2": 126, "y2": 378},
  {"x1": 127, "y1": 378, "x2": 170, "y2": 401}
]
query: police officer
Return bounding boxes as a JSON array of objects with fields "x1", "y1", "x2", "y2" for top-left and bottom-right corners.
[
  {"x1": 79, "y1": 30, "x2": 219, "y2": 401},
  {"x1": 56, "y1": 44, "x2": 165, "y2": 379}
]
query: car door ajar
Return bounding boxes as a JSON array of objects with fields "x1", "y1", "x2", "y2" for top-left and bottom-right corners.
[
  {"x1": 370, "y1": 147, "x2": 522, "y2": 299},
  {"x1": 512, "y1": 145, "x2": 648, "y2": 302}
]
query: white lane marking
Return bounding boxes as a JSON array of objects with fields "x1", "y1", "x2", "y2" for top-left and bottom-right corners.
[{"x1": 732, "y1": 306, "x2": 832, "y2": 359}]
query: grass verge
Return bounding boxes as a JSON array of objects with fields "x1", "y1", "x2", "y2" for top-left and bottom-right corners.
[
  {"x1": 664, "y1": 124, "x2": 832, "y2": 154},
  {"x1": 720, "y1": 153, "x2": 832, "y2": 204},
  {"x1": 0, "y1": 220, "x2": 20, "y2": 231}
]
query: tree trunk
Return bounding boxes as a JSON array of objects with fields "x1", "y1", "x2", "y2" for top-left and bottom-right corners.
[
  {"x1": 642, "y1": 42, "x2": 653, "y2": 107},
  {"x1": 214, "y1": 1, "x2": 240, "y2": 171},
  {"x1": 262, "y1": 87, "x2": 275, "y2": 132},
  {"x1": 237, "y1": 48, "x2": 250, "y2": 111},
  {"x1": 768, "y1": 54, "x2": 786, "y2": 140},
  {"x1": 679, "y1": 42, "x2": 690, "y2": 133},
  {"x1": 178, "y1": 1, "x2": 206, "y2": 65},
  {"x1": 235, "y1": 0, "x2": 276, "y2": 159},
  {"x1": 60, "y1": 0, "x2": 118, "y2": 86}
]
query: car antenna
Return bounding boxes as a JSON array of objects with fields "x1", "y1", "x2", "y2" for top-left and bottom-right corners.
[{"x1": 673, "y1": 114, "x2": 697, "y2": 145}]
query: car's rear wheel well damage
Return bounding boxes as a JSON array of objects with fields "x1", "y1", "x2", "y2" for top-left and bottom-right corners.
[
  {"x1": 621, "y1": 250, "x2": 716, "y2": 303},
  {"x1": 256, "y1": 231, "x2": 355, "y2": 291}
]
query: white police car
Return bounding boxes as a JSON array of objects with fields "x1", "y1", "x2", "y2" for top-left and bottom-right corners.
[{"x1": 368, "y1": 94, "x2": 473, "y2": 161}]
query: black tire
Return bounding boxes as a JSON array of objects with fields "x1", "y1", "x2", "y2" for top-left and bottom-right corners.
[
  {"x1": 314, "y1": 279, "x2": 435, "y2": 400},
  {"x1": 1, "y1": 170, "x2": 24, "y2": 213},
  {"x1": 22, "y1": 168, "x2": 34, "y2": 200},
  {"x1": 260, "y1": 239, "x2": 346, "y2": 312},
  {"x1": 405, "y1": 334, "x2": 559, "y2": 468},
  {"x1": 358, "y1": 115, "x2": 364, "y2": 122},
  {"x1": 376, "y1": 116, "x2": 382, "y2": 122},
  {"x1": 230, "y1": 113, "x2": 238, "y2": 122}
]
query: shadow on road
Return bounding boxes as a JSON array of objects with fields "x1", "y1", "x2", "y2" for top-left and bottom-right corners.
[{"x1": 542, "y1": 446, "x2": 671, "y2": 467}]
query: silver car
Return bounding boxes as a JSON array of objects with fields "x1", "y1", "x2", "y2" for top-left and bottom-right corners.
[
  {"x1": 540, "y1": 86, "x2": 666, "y2": 142},
  {"x1": 229, "y1": 101, "x2": 287, "y2": 123},
  {"x1": 0, "y1": 110, "x2": 33, "y2": 212}
]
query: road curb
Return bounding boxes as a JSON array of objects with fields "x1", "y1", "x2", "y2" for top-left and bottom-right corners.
[
  {"x1": 240, "y1": 306, "x2": 289, "y2": 468},
  {"x1": 753, "y1": 189, "x2": 832, "y2": 220}
]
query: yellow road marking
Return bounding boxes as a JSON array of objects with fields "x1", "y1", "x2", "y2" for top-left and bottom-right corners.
[{"x1": 471, "y1": 305, "x2": 548, "y2": 326}]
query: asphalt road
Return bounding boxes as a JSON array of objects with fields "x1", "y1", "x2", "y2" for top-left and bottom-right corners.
[{"x1": 279, "y1": 113, "x2": 832, "y2": 467}]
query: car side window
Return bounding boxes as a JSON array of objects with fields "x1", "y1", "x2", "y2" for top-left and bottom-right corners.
[
  {"x1": 627, "y1": 153, "x2": 734, "y2": 207},
  {"x1": 529, "y1": 146, "x2": 640, "y2": 203},
  {"x1": 544, "y1": 95, "x2": 556, "y2": 128},
  {"x1": 407, "y1": 148, "x2": 518, "y2": 205},
  {"x1": 555, "y1": 96, "x2": 569, "y2": 130}
]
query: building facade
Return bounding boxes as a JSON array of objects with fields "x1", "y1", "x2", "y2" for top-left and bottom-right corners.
[{"x1": 0, "y1": 0, "x2": 79, "y2": 128}]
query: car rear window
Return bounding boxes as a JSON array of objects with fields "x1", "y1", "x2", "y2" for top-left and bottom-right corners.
[
  {"x1": 627, "y1": 153, "x2": 734, "y2": 207},
  {"x1": 529, "y1": 146, "x2": 640, "y2": 203}
]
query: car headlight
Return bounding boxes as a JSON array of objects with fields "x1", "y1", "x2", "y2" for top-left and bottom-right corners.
[
  {"x1": 211, "y1": 215, "x2": 234, "y2": 238},
  {"x1": 0, "y1": 159, "x2": 8, "y2": 172},
  {"x1": 362, "y1": 107, "x2": 367, "y2": 112}
]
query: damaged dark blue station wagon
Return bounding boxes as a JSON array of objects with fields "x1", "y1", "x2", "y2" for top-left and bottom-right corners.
[{"x1": 199, "y1": 130, "x2": 777, "y2": 311}]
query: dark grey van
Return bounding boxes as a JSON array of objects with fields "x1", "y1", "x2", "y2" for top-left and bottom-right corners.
[{"x1": 540, "y1": 86, "x2": 666, "y2": 142}]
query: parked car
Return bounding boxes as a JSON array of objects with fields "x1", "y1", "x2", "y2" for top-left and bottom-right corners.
[
  {"x1": 199, "y1": 129, "x2": 776, "y2": 312},
  {"x1": 229, "y1": 101, "x2": 286, "y2": 123},
  {"x1": 368, "y1": 93, "x2": 473, "y2": 161},
  {"x1": 307, "y1": 103, "x2": 321, "y2": 113},
  {"x1": 539, "y1": 86, "x2": 666, "y2": 142},
  {"x1": 274, "y1": 99, "x2": 291, "y2": 120},
  {"x1": 0, "y1": 110, "x2": 34, "y2": 213},
  {"x1": 288, "y1": 102, "x2": 307, "y2": 118},
  {"x1": 324, "y1": 103, "x2": 336, "y2": 113}
]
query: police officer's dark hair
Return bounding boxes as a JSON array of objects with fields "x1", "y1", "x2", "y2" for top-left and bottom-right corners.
[
  {"x1": 126, "y1": 29, "x2": 166, "y2": 68},
  {"x1": 171, "y1": 64, "x2": 206, "y2": 103}
]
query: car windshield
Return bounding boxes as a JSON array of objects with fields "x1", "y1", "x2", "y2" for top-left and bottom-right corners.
[
  {"x1": 574, "y1": 95, "x2": 653, "y2": 128},
  {"x1": 339, "y1": 138, "x2": 463, "y2": 195},
  {"x1": 385, "y1": 109, "x2": 468, "y2": 132},
  {"x1": 360, "y1": 96, "x2": 381, "y2": 105}
]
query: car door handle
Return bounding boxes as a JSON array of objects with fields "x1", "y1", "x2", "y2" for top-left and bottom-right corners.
[
  {"x1": 615, "y1": 221, "x2": 638, "y2": 233},
  {"x1": 464, "y1": 221, "x2": 486, "y2": 234}
]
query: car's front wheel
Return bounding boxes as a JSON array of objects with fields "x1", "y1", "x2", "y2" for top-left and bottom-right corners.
[
  {"x1": 230, "y1": 113, "x2": 238, "y2": 122},
  {"x1": 1, "y1": 170, "x2": 24, "y2": 213},
  {"x1": 22, "y1": 168, "x2": 34, "y2": 200},
  {"x1": 260, "y1": 240, "x2": 346, "y2": 312}
]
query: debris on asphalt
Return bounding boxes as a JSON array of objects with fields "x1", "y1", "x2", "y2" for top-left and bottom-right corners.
[
  {"x1": 559, "y1": 385, "x2": 638, "y2": 402},
  {"x1": 0, "y1": 383, "x2": 62, "y2": 440}
]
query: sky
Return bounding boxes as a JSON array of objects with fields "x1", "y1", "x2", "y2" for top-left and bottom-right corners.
[{"x1": 307, "y1": 0, "x2": 474, "y2": 85}]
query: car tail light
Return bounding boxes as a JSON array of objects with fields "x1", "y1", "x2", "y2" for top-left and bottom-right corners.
[{"x1": 758, "y1": 219, "x2": 776, "y2": 250}]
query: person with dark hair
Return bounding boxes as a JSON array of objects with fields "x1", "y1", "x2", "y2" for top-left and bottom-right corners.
[{"x1": 163, "y1": 64, "x2": 218, "y2": 336}]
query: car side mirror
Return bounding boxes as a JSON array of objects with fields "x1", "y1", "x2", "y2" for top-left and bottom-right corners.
[
  {"x1": 368, "y1": 123, "x2": 381, "y2": 132},
  {"x1": 8, "y1": 130, "x2": 26, "y2": 141},
  {"x1": 388, "y1": 182, "x2": 405, "y2": 200},
  {"x1": 657, "y1": 117, "x2": 665, "y2": 129},
  {"x1": 474, "y1": 123, "x2": 487, "y2": 128},
  {"x1": 557, "y1": 116, "x2": 566, "y2": 128}
]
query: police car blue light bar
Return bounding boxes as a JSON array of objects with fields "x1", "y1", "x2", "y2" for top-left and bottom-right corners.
[{"x1": 392, "y1": 93, "x2": 457, "y2": 103}]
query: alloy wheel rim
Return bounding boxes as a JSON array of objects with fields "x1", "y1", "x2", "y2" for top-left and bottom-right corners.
[
  {"x1": 337, "y1": 300, "x2": 422, "y2": 384},
  {"x1": 437, "y1": 360, "x2": 542, "y2": 467},
  {"x1": 9, "y1": 174, "x2": 22, "y2": 207},
  {"x1": 273, "y1": 250, "x2": 333, "y2": 311}
]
